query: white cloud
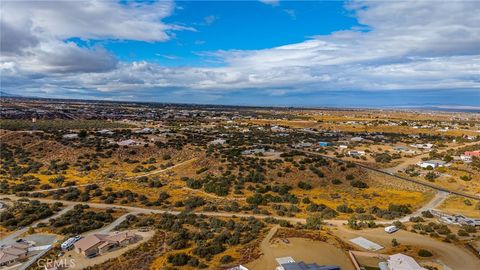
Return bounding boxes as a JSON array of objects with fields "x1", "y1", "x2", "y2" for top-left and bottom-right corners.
[
  {"x1": 259, "y1": 0, "x2": 280, "y2": 6},
  {"x1": 204, "y1": 15, "x2": 218, "y2": 25},
  {"x1": 0, "y1": 0, "x2": 188, "y2": 74},
  {"x1": 2, "y1": 0, "x2": 480, "y2": 100}
]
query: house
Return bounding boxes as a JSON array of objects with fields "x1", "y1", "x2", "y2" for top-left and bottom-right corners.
[
  {"x1": 62, "y1": 133, "x2": 78, "y2": 139},
  {"x1": 97, "y1": 129, "x2": 114, "y2": 135},
  {"x1": 350, "y1": 137, "x2": 364, "y2": 142},
  {"x1": 117, "y1": 139, "x2": 137, "y2": 146},
  {"x1": 227, "y1": 265, "x2": 249, "y2": 270},
  {"x1": 465, "y1": 151, "x2": 480, "y2": 157},
  {"x1": 279, "y1": 262, "x2": 340, "y2": 270},
  {"x1": 393, "y1": 146, "x2": 409, "y2": 152},
  {"x1": 0, "y1": 243, "x2": 29, "y2": 267},
  {"x1": 74, "y1": 231, "x2": 140, "y2": 258},
  {"x1": 418, "y1": 160, "x2": 446, "y2": 169},
  {"x1": 385, "y1": 253, "x2": 427, "y2": 270},
  {"x1": 209, "y1": 138, "x2": 226, "y2": 145},
  {"x1": 461, "y1": 155, "x2": 473, "y2": 162},
  {"x1": 271, "y1": 125, "x2": 286, "y2": 132},
  {"x1": 410, "y1": 143, "x2": 433, "y2": 149},
  {"x1": 293, "y1": 142, "x2": 312, "y2": 148},
  {"x1": 318, "y1": 142, "x2": 330, "y2": 147},
  {"x1": 241, "y1": 148, "x2": 266, "y2": 155},
  {"x1": 348, "y1": 150, "x2": 365, "y2": 156},
  {"x1": 134, "y1": 128, "x2": 154, "y2": 134}
]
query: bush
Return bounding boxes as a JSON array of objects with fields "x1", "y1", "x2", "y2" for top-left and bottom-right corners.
[
  {"x1": 220, "y1": 255, "x2": 233, "y2": 264},
  {"x1": 418, "y1": 249, "x2": 433, "y2": 257}
]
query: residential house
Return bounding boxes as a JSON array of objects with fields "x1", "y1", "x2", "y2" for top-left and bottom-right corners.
[
  {"x1": 279, "y1": 262, "x2": 340, "y2": 270},
  {"x1": 465, "y1": 151, "x2": 480, "y2": 157},
  {"x1": 74, "y1": 231, "x2": 141, "y2": 258},
  {"x1": 208, "y1": 138, "x2": 226, "y2": 145},
  {"x1": 0, "y1": 243, "x2": 29, "y2": 267},
  {"x1": 318, "y1": 142, "x2": 330, "y2": 147},
  {"x1": 350, "y1": 137, "x2": 364, "y2": 142},
  {"x1": 410, "y1": 143, "x2": 433, "y2": 150},
  {"x1": 460, "y1": 155, "x2": 473, "y2": 163},
  {"x1": 241, "y1": 148, "x2": 266, "y2": 155},
  {"x1": 348, "y1": 150, "x2": 365, "y2": 157},
  {"x1": 62, "y1": 133, "x2": 78, "y2": 139},
  {"x1": 418, "y1": 160, "x2": 446, "y2": 169},
  {"x1": 117, "y1": 139, "x2": 137, "y2": 146},
  {"x1": 293, "y1": 142, "x2": 313, "y2": 148}
]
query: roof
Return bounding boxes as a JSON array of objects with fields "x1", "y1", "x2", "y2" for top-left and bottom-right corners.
[
  {"x1": 0, "y1": 251, "x2": 18, "y2": 264},
  {"x1": 106, "y1": 231, "x2": 137, "y2": 242},
  {"x1": 74, "y1": 234, "x2": 109, "y2": 251},
  {"x1": 276, "y1": 257, "x2": 295, "y2": 265},
  {"x1": 281, "y1": 262, "x2": 340, "y2": 270},
  {"x1": 74, "y1": 231, "x2": 139, "y2": 251},
  {"x1": 387, "y1": 253, "x2": 426, "y2": 270}
]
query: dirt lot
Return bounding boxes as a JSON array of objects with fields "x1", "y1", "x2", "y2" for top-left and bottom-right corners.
[
  {"x1": 331, "y1": 226, "x2": 480, "y2": 270},
  {"x1": 246, "y1": 226, "x2": 355, "y2": 270}
]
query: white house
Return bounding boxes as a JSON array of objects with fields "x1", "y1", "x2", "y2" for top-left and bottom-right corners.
[
  {"x1": 418, "y1": 160, "x2": 446, "y2": 169},
  {"x1": 410, "y1": 143, "x2": 433, "y2": 149},
  {"x1": 460, "y1": 155, "x2": 473, "y2": 163},
  {"x1": 117, "y1": 139, "x2": 137, "y2": 146},
  {"x1": 62, "y1": 133, "x2": 78, "y2": 139},
  {"x1": 350, "y1": 137, "x2": 364, "y2": 142},
  {"x1": 348, "y1": 150, "x2": 365, "y2": 156},
  {"x1": 208, "y1": 138, "x2": 226, "y2": 145}
]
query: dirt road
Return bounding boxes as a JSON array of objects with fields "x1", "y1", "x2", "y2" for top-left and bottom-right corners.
[{"x1": 127, "y1": 158, "x2": 197, "y2": 179}]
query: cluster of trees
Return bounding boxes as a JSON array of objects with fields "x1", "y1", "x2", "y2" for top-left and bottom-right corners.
[
  {"x1": 0, "y1": 143, "x2": 42, "y2": 178},
  {"x1": 370, "y1": 204, "x2": 412, "y2": 219},
  {"x1": 0, "y1": 199, "x2": 62, "y2": 230},
  {"x1": 116, "y1": 212, "x2": 266, "y2": 268},
  {"x1": 49, "y1": 204, "x2": 114, "y2": 235}
]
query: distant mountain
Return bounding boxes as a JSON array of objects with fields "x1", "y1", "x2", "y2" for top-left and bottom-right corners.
[{"x1": 0, "y1": 91, "x2": 22, "y2": 97}]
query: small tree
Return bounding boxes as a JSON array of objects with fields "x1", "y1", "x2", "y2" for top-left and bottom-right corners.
[
  {"x1": 305, "y1": 214, "x2": 323, "y2": 230},
  {"x1": 391, "y1": 238, "x2": 399, "y2": 247}
]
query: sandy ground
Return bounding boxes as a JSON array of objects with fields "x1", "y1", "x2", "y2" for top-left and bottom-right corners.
[
  {"x1": 246, "y1": 226, "x2": 355, "y2": 270},
  {"x1": 331, "y1": 226, "x2": 480, "y2": 270},
  {"x1": 61, "y1": 230, "x2": 154, "y2": 269}
]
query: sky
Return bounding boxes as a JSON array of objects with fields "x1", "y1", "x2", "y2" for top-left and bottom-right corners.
[{"x1": 1, "y1": 0, "x2": 479, "y2": 107}]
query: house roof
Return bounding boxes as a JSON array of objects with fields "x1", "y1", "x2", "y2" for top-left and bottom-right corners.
[
  {"x1": 74, "y1": 232, "x2": 139, "y2": 251},
  {"x1": 74, "y1": 234, "x2": 109, "y2": 251},
  {"x1": 281, "y1": 262, "x2": 340, "y2": 270},
  {"x1": 0, "y1": 251, "x2": 18, "y2": 264},
  {"x1": 387, "y1": 253, "x2": 426, "y2": 270}
]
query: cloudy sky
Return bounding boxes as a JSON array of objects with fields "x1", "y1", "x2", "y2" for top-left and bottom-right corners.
[{"x1": 1, "y1": 0, "x2": 479, "y2": 107}]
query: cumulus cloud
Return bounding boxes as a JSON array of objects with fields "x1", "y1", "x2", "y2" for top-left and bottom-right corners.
[
  {"x1": 0, "y1": 0, "x2": 186, "y2": 75},
  {"x1": 1, "y1": 0, "x2": 480, "y2": 101}
]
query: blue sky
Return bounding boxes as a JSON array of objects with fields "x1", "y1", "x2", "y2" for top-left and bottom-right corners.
[
  {"x1": 104, "y1": 1, "x2": 359, "y2": 66},
  {"x1": 1, "y1": 0, "x2": 479, "y2": 107}
]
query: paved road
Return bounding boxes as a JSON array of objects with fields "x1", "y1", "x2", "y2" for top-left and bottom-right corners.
[
  {"x1": 298, "y1": 149, "x2": 480, "y2": 201},
  {"x1": 88, "y1": 212, "x2": 138, "y2": 235}
]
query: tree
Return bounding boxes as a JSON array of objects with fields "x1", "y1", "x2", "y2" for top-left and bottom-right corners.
[
  {"x1": 418, "y1": 249, "x2": 433, "y2": 257},
  {"x1": 305, "y1": 214, "x2": 323, "y2": 230},
  {"x1": 391, "y1": 238, "x2": 399, "y2": 247}
]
